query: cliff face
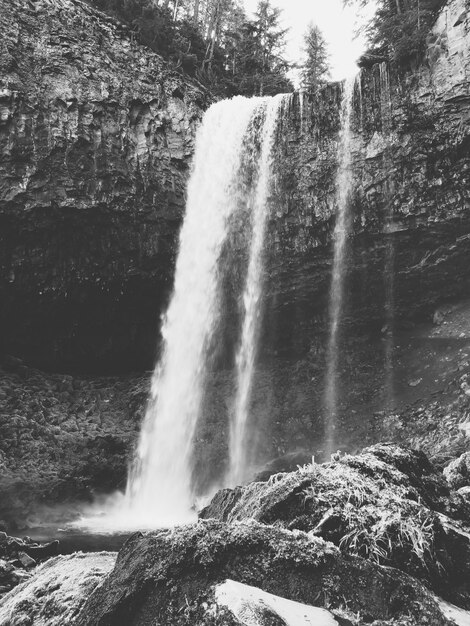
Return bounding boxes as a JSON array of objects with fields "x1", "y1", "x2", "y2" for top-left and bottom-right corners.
[
  {"x1": 269, "y1": 0, "x2": 470, "y2": 330},
  {"x1": 0, "y1": 0, "x2": 208, "y2": 373},
  {"x1": 1, "y1": 0, "x2": 470, "y2": 517},
  {"x1": 193, "y1": 0, "x2": 470, "y2": 485}
]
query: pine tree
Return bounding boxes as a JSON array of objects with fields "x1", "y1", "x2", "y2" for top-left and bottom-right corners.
[
  {"x1": 343, "y1": 0, "x2": 446, "y2": 67},
  {"x1": 300, "y1": 23, "x2": 329, "y2": 92}
]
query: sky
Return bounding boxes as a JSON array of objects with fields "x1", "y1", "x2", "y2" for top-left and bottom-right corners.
[{"x1": 243, "y1": 0, "x2": 377, "y2": 82}]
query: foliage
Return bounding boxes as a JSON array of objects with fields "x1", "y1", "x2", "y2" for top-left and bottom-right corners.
[
  {"x1": 345, "y1": 0, "x2": 447, "y2": 68},
  {"x1": 301, "y1": 457, "x2": 441, "y2": 572},
  {"x1": 86, "y1": 0, "x2": 293, "y2": 95},
  {"x1": 300, "y1": 23, "x2": 329, "y2": 92}
]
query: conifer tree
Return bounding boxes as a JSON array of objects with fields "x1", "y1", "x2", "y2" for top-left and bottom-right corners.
[{"x1": 300, "y1": 23, "x2": 329, "y2": 92}]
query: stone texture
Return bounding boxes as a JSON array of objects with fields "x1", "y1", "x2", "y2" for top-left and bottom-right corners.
[
  {"x1": 74, "y1": 519, "x2": 456, "y2": 625},
  {"x1": 445, "y1": 452, "x2": 470, "y2": 489},
  {"x1": 0, "y1": 0, "x2": 209, "y2": 372},
  {"x1": 0, "y1": 551, "x2": 116, "y2": 625},
  {"x1": 0, "y1": 356, "x2": 146, "y2": 526},
  {"x1": 201, "y1": 443, "x2": 470, "y2": 609}
]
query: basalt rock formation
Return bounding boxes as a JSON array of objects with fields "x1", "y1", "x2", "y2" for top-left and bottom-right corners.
[
  {"x1": 0, "y1": 0, "x2": 208, "y2": 374},
  {"x1": 1, "y1": 0, "x2": 470, "y2": 516},
  {"x1": 196, "y1": 0, "x2": 470, "y2": 479}
]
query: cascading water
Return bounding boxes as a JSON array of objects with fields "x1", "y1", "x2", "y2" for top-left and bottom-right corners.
[
  {"x1": 75, "y1": 94, "x2": 286, "y2": 530},
  {"x1": 228, "y1": 94, "x2": 285, "y2": 487},
  {"x1": 379, "y1": 62, "x2": 396, "y2": 410},
  {"x1": 122, "y1": 97, "x2": 266, "y2": 527},
  {"x1": 324, "y1": 76, "x2": 356, "y2": 458}
]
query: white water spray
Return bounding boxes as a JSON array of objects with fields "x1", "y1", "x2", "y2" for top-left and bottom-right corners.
[
  {"x1": 379, "y1": 62, "x2": 396, "y2": 409},
  {"x1": 74, "y1": 95, "x2": 286, "y2": 531},
  {"x1": 228, "y1": 95, "x2": 285, "y2": 487},
  {"x1": 122, "y1": 98, "x2": 265, "y2": 528},
  {"x1": 324, "y1": 76, "x2": 356, "y2": 458}
]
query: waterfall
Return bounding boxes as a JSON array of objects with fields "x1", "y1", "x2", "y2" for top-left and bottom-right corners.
[
  {"x1": 122, "y1": 97, "x2": 266, "y2": 526},
  {"x1": 324, "y1": 76, "x2": 356, "y2": 458},
  {"x1": 72, "y1": 94, "x2": 287, "y2": 531},
  {"x1": 228, "y1": 94, "x2": 285, "y2": 487},
  {"x1": 299, "y1": 89, "x2": 305, "y2": 133},
  {"x1": 379, "y1": 62, "x2": 396, "y2": 410}
]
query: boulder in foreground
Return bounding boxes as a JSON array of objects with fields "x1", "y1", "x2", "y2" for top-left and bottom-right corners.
[
  {"x1": 75, "y1": 519, "x2": 458, "y2": 625},
  {"x1": 0, "y1": 551, "x2": 116, "y2": 626}
]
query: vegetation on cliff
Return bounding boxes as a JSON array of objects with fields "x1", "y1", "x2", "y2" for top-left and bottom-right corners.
[
  {"x1": 348, "y1": 0, "x2": 448, "y2": 67},
  {"x1": 85, "y1": 0, "x2": 296, "y2": 95}
]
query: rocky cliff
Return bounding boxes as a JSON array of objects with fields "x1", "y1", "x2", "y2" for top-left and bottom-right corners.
[
  {"x1": 0, "y1": 0, "x2": 208, "y2": 373},
  {"x1": 1, "y1": 0, "x2": 470, "y2": 519},
  {"x1": 220, "y1": 0, "x2": 470, "y2": 475}
]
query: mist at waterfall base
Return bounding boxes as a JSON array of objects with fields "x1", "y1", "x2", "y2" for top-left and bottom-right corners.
[{"x1": 73, "y1": 95, "x2": 286, "y2": 532}]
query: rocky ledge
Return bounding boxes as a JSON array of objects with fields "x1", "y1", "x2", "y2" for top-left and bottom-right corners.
[
  {"x1": 1, "y1": 444, "x2": 469, "y2": 625},
  {"x1": 0, "y1": 531, "x2": 59, "y2": 598}
]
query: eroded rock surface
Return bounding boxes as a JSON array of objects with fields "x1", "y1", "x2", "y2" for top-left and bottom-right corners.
[
  {"x1": 0, "y1": 357, "x2": 146, "y2": 525},
  {"x1": 201, "y1": 443, "x2": 470, "y2": 608},
  {"x1": 75, "y1": 519, "x2": 456, "y2": 625},
  {"x1": 0, "y1": 551, "x2": 116, "y2": 625},
  {"x1": 0, "y1": 0, "x2": 208, "y2": 372}
]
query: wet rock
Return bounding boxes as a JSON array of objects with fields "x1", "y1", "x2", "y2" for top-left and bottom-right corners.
[
  {"x1": 24, "y1": 540, "x2": 59, "y2": 560},
  {"x1": 17, "y1": 552, "x2": 36, "y2": 569},
  {"x1": 75, "y1": 519, "x2": 456, "y2": 625},
  {"x1": 0, "y1": 552, "x2": 116, "y2": 625},
  {"x1": 201, "y1": 444, "x2": 470, "y2": 608},
  {"x1": 444, "y1": 452, "x2": 470, "y2": 489}
]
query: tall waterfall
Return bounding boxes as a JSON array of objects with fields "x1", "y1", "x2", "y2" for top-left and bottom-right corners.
[
  {"x1": 324, "y1": 76, "x2": 356, "y2": 458},
  {"x1": 77, "y1": 94, "x2": 287, "y2": 530},
  {"x1": 380, "y1": 62, "x2": 396, "y2": 410},
  {"x1": 228, "y1": 95, "x2": 285, "y2": 487}
]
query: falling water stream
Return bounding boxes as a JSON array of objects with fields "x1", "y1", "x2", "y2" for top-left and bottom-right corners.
[
  {"x1": 228, "y1": 95, "x2": 285, "y2": 487},
  {"x1": 379, "y1": 62, "x2": 396, "y2": 410},
  {"x1": 324, "y1": 76, "x2": 356, "y2": 458},
  {"x1": 75, "y1": 95, "x2": 286, "y2": 530}
]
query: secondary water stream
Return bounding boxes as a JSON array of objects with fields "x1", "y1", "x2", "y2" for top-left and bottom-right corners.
[
  {"x1": 74, "y1": 95, "x2": 286, "y2": 530},
  {"x1": 324, "y1": 76, "x2": 356, "y2": 457}
]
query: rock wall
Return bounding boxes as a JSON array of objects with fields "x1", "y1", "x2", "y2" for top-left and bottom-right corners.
[
  {"x1": 0, "y1": 0, "x2": 208, "y2": 373},
  {"x1": 259, "y1": 0, "x2": 470, "y2": 456},
  {"x1": 193, "y1": 0, "x2": 470, "y2": 485},
  {"x1": 268, "y1": 0, "x2": 470, "y2": 334},
  {"x1": 1, "y1": 0, "x2": 470, "y2": 514}
]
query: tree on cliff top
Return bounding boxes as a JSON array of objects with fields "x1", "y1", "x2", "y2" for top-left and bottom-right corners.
[
  {"x1": 228, "y1": 0, "x2": 293, "y2": 96},
  {"x1": 344, "y1": 0, "x2": 447, "y2": 67},
  {"x1": 300, "y1": 23, "x2": 329, "y2": 92},
  {"x1": 86, "y1": 0, "x2": 293, "y2": 95}
]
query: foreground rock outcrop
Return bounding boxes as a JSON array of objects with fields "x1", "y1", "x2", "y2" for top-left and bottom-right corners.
[
  {"x1": 202, "y1": 444, "x2": 470, "y2": 609},
  {"x1": 0, "y1": 445, "x2": 467, "y2": 625},
  {"x1": 0, "y1": 552, "x2": 115, "y2": 625},
  {"x1": 74, "y1": 519, "x2": 458, "y2": 625}
]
